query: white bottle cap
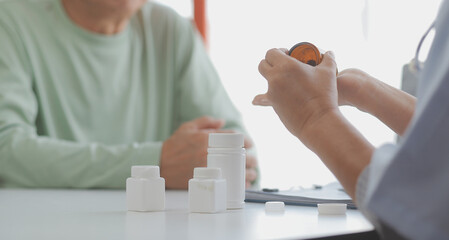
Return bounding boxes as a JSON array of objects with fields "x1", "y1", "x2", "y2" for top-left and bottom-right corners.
[
  {"x1": 194, "y1": 167, "x2": 222, "y2": 179},
  {"x1": 208, "y1": 133, "x2": 244, "y2": 148},
  {"x1": 265, "y1": 201, "x2": 285, "y2": 212},
  {"x1": 317, "y1": 203, "x2": 347, "y2": 215},
  {"x1": 131, "y1": 165, "x2": 160, "y2": 179}
]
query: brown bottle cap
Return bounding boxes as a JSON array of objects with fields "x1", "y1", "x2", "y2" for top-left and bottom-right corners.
[{"x1": 288, "y1": 42, "x2": 322, "y2": 66}]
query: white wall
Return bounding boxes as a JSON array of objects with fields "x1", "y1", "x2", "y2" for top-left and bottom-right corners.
[{"x1": 159, "y1": 0, "x2": 442, "y2": 189}]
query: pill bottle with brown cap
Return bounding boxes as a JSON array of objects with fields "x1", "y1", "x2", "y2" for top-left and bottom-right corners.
[
  {"x1": 288, "y1": 42, "x2": 323, "y2": 66},
  {"x1": 289, "y1": 42, "x2": 338, "y2": 75}
]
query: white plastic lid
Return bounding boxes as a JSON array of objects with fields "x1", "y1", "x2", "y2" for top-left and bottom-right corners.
[
  {"x1": 208, "y1": 133, "x2": 244, "y2": 148},
  {"x1": 193, "y1": 167, "x2": 222, "y2": 179},
  {"x1": 317, "y1": 203, "x2": 347, "y2": 215},
  {"x1": 265, "y1": 201, "x2": 285, "y2": 212},
  {"x1": 131, "y1": 165, "x2": 160, "y2": 179}
]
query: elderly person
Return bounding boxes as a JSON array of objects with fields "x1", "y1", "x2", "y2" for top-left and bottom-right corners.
[{"x1": 0, "y1": 0, "x2": 258, "y2": 189}]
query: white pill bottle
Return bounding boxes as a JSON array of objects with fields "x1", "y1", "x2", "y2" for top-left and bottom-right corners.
[
  {"x1": 126, "y1": 165, "x2": 165, "y2": 212},
  {"x1": 188, "y1": 167, "x2": 227, "y2": 213},
  {"x1": 207, "y1": 133, "x2": 245, "y2": 209}
]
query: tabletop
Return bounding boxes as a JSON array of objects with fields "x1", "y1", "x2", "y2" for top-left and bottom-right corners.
[{"x1": 0, "y1": 189, "x2": 376, "y2": 240}]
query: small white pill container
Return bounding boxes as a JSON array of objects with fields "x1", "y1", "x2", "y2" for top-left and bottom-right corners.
[
  {"x1": 189, "y1": 167, "x2": 227, "y2": 213},
  {"x1": 126, "y1": 165, "x2": 165, "y2": 212}
]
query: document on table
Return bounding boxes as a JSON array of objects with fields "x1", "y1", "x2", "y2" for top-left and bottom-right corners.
[{"x1": 245, "y1": 182, "x2": 356, "y2": 209}]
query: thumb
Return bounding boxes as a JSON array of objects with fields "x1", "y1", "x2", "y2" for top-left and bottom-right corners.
[
  {"x1": 191, "y1": 116, "x2": 225, "y2": 130},
  {"x1": 321, "y1": 51, "x2": 337, "y2": 75},
  {"x1": 252, "y1": 93, "x2": 273, "y2": 106},
  {"x1": 244, "y1": 136, "x2": 254, "y2": 149}
]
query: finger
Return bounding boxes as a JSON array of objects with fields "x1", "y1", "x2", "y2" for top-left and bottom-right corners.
[
  {"x1": 244, "y1": 137, "x2": 254, "y2": 149},
  {"x1": 258, "y1": 59, "x2": 272, "y2": 78},
  {"x1": 190, "y1": 116, "x2": 225, "y2": 130},
  {"x1": 246, "y1": 154, "x2": 258, "y2": 168},
  {"x1": 337, "y1": 68, "x2": 348, "y2": 77},
  {"x1": 246, "y1": 168, "x2": 257, "y2": 182},
  {"x1": 321, "y1": 51, "x2": 337, "y2": 75},
  {"x1": 200, "y1": 129, "x2": 234, "y2": 134},
  {"x1": 252, "y1": 93, "x2": 273, "y2": 106},
  {"x1": 265, "y1": 48, "x2": 289, "y2": 66},
  {"x1": 280, "y1": 48, "x2": 289, "y2": 54}
]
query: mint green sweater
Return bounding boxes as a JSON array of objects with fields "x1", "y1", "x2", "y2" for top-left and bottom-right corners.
[{"x1": 0, "y1": 0, "x2": 245, "y2": 188}]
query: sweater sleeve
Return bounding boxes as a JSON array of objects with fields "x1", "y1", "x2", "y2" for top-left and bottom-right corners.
[{"x1": 0, "y1": 19, "x2": 161, "y2": 189}]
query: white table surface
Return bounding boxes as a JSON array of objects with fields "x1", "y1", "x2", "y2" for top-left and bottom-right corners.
[{"x1": 0, "y1": 189, "x2": 374, "y2": 240}]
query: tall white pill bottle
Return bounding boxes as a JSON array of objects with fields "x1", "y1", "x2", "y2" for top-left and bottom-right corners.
[{"x1": 207, "y1": 133, "x2": 245, "y2": 209}]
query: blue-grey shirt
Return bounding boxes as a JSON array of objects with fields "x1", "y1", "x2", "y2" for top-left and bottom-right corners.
[{"x1": 356, "y1": 0, "x2": 449, "y2": 239}]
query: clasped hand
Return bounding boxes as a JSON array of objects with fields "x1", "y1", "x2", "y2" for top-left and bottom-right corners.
[{"x1": 160, "y1": 116, "x2": 258, "y2": 189}]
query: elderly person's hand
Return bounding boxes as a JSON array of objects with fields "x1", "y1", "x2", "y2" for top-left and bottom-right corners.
[
  {"x1": 160, "y1": 116, "x2": 258, "y2": 189},
  {"x1": 244, "y1": 137, "x2": 258, "y2": 189}
]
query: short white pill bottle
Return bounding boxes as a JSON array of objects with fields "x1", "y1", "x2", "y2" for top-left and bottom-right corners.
[
  {"x1": 126, "y1": 165, "x2": 165, "y2": 212},
  {"x1": 188, "y1": 167, "x2": 227, "y2": 213},
  {"x1": 207, "y1": 133, "x2": 246, "y2": 209}
]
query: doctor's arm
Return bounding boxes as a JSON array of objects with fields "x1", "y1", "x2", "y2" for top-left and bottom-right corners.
[
  {"x1": 254, "y1": 49, "x2": 374, "y2": 199},
  {"x1": 336, "y1": 68, "x2": 416, "y2": 136},
  {"x1": 254, "y1": 56, "x2": 416, "y2": 137}
]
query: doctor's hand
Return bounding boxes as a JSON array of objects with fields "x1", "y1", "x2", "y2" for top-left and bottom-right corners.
[
  {"x1": 253, "y1": 63, "x2": 367, "y2": 109},
  {"x1": 253, "y1": 48, "x2": 338, "y2": 139},
  {"x1": 336, "y1": 68, "x2": 373, "y2": 109},
  {"x1": 337, "y1": 68, "x2": 416, "y2": 136},
  {"x1": 254, "y1": 67, "x2": 378, "y2": 114}
]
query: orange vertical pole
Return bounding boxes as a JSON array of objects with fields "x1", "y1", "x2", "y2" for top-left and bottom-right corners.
[{"x1": 193, "y1": 0, "x2": 208, "y2": 45}]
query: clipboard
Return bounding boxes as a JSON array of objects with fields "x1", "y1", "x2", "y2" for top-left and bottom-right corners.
[{"x1": 245, "y1": 182, "x2": 356, "y2": 209}]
